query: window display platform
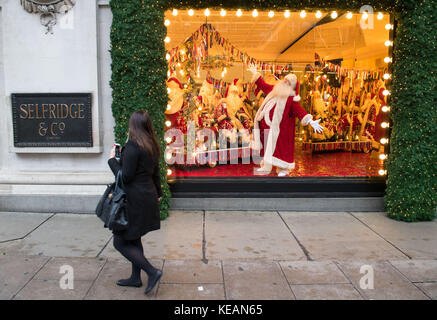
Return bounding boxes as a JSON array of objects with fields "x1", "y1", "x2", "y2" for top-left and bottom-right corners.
[{"x1": 169, "y1": 147, "x2": 383, "y2": 178}]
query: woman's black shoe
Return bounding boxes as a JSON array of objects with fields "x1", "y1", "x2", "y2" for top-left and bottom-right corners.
[
  {"x1": 145, "y1": 270, "x2": 162, "y2": 294},
  {"x1": 116, "y1": 279, "x2": 142, "y2": 288}
]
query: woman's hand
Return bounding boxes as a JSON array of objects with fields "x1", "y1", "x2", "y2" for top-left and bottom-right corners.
[{"x1": 109, "y1": 144, "x2": 116, "y2": 159}]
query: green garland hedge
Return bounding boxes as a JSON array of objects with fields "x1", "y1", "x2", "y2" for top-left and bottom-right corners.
[{"x1": 109, "y1": 0, "x2": 436, "y2": 222}]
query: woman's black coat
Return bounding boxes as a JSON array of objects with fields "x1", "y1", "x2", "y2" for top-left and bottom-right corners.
[{"x1": 108, "y1": 140, "x2": 162, "y2": 240}]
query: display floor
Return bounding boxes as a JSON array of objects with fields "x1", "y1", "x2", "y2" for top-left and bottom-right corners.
[{"x1": 169, "y1": 146, "x2": 383, "y2": 178}]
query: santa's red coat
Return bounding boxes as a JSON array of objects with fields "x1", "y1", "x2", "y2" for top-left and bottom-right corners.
[{"x1": 255, "y1": 77, "x2": 312, "y2": 169}]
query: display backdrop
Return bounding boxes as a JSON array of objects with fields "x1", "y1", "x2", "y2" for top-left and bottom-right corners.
[{"x1": 109, "y1": 0, "x2": 436, "y2": 222}]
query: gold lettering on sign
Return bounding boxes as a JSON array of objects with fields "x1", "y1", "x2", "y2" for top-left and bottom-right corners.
[
  {"x1": 38, "y1": 122, "x2": 47, "y2": 136},
  {"x1": 50, "y1": 122, "x2": 57, "y2": 136},
  {"x1": 78, "y1": 104, "x2": 85, "y2": 119},
  {"x1": 28, "y1": 104, "x2": 35, "y2": 119},
  {"x1": 49, "y1": 104, "x2": 56, "y2": 118},
  {"x1": 70, "y1": 104, "x2": 78, "y2": 118},
  {"x1": 19, "y1": 104, "x2": 28, "y2": 119},
  {"x1": 41, "y1": 104, "x2": 48, "y2": 119}
]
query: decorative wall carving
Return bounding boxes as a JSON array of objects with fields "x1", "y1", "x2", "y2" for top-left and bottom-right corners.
[{"x1": 20, "y1": 0, "x2": 75, "y2": 33}]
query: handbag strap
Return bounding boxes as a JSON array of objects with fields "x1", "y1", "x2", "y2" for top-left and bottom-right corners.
[{"x1": 115, "y1": 170, "x2": 125, "y2": 190}]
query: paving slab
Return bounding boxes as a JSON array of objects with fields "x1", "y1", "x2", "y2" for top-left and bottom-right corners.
[
  {"x1": 0, "y1": 212, "x2": 53, "y2": 242},
  {"x1": 337, "y1": 261, "x2": 430, "y2": 300},
  {"x1": 161, "y1": 260, "x2": 223, "y2": 284},
  {"x1": 205, "y1": 211, "x2": 305, "y2": 261},
  {"x1": 13, "y1": 279, "x2": 93, "y2": 300},
  {"x1": 352, "y1": 212, "x2": 437, "y2": 259},
  {"x1": 155, "y1": 283, "x2": 225, "y2": 300},
  {"x1": 0, "y1": 255, "x2": 50, "y2": 300},
  {"x1": 84, "y1": 258, "x2": 163, "y2": 300},
  {"x1": 415, "y1": 282, "x2": 437, "y2": 300},
  {"x1": 0, "y1": 214, "x2": 111, "y2": 257},
  {"x1": 100, "y1": 211, "x2": 203, "y2": 260},
  {"x1": 279, "y1": 212, "x2": 408, "y2": 261},
  {"x1": 389, "y1": 260, "x2": 437, "y2": 283},
  {"x1": 222, "y1": 261, "x2": 294, "y2": 300},
  {"x1": 34, "y1": 257, "x2": 106, "y2": 281},
  {"x1": 279, "y1": 261, "x2": 350, "y2": 285},
  {"x1": 291, "y1": 284, "x2": 363, "y2": 300}
]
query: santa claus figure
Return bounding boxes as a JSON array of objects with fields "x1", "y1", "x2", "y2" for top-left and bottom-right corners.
[{"x1": 248, "y1": 64, "x2": 323, "y2": 176}]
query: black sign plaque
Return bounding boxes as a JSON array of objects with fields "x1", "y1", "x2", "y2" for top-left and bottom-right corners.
[{"x1": 12, "y1": 93, "x2": 93, "y2": 147}]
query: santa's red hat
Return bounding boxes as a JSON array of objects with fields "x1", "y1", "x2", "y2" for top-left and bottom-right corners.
[{"x1": 167, "y1": 77, "x2": 183, "y2": 89}]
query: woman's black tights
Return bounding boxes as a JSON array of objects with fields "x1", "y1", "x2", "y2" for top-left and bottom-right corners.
[{"x1": 113, "y1": 235, "x2": 157, "y2": 283}]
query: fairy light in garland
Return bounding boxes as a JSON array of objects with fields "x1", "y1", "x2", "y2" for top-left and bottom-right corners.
[
  {"x1": 268, "y1": 11, "x2": 274, "y2": 18},
  {"x1": 346, "y1": 12, "x2": 353, "y2": 19},
  {"x1": 315, "y1": 11, "x2": 322, "y2": 19},
  {"x1": 284, "y1": 10, "x2": 291, "y2": 18},
  {"x1": 331, "y1": 11, "x2": 338, "y2": 19}
]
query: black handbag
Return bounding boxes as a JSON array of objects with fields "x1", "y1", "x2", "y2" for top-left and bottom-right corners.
[{"x1": 95, "y1": 170, "x2": 129, "y2": 231}]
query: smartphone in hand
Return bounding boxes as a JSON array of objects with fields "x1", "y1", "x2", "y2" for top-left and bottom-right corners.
[{"x1": 115, "y1": 143, "x2": 121, "y2": 160}]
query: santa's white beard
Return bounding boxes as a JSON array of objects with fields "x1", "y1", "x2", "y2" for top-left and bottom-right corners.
[{"x1": 270, "y1": 80, "x2": 294, "y2": 99}]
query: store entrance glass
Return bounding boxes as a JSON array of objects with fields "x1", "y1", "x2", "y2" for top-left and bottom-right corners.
[{"x1": 164, "y1": 9, "x2": 391, "y2": 178}]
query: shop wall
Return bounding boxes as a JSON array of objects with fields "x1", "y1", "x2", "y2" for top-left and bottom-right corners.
[{"x1": 0, "y1": 0, "x2": 114, "y2": 186}]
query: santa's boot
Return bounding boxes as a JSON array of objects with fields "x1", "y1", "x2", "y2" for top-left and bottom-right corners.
[
  {"x1": 276, "y1": 167, "x2": 290, "y2": 177},
  {"x1": 254, "y1": 161, "x2": 272, "y2": 175}
]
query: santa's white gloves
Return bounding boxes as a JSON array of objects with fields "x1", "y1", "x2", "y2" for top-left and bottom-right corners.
[
  {"x1": 247, "y1": 63, "x2": 257, "y2": 75},
  {"x1": 247, "y1": 64, "x2": 260, "y2": 82},
  {"x1": 310, "y1": 119, "x2": 324, "y2": 134}
]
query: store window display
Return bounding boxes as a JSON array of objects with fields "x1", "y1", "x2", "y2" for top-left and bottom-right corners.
[{"x1": 164, "y1": 10, "x2": 391, "y2": 178}]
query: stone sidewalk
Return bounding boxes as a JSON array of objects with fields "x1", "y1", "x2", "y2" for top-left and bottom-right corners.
[{"x1": 0, "y1": 210, "x2": 436, "y2": 300}]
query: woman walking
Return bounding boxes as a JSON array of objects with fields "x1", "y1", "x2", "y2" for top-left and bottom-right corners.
[{"x1": 108, "y1": 110, "x2": 163, "y2": 295}]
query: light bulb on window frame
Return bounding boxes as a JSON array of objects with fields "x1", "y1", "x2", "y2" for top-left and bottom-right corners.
[
  {"x1": 252, "y1": 9, "x2": 258, "y2": 17},
  {"x1": 384, "y1": 57, "x2": 392, "y2": 63},
  {"x1": 204, "y1": 8, "x2": 210, "y2": 17},
  {"x1": 380, "y1": 138, "x2": 388, "y2": 144},
  {"x1": 385, "y1": 24, "x2": 393, "y2": 30},
  {"x1": 268, "y1": 11, "x2": 274, "y2": 18},
  {"x1": 382, "y1": 106, "x2": 390, "y2": 113},
  {"x1": 236, "y1": 9, "x2": 242, "y2": 17},
  {"x1": 346, "y1": 12, "x2": 353, "y2": 19},
  {"x1": 164, "y1": 36, "x2": 170, "y2": 43},
  {"x1": 379, "y1": 169, "x2": 386, "y2": 176},
  {"x1": 385, "y1": 40, "x2": 393, "y2": 47},
  {"x1": 383, "y1": 89, "x2": 390, "y2": 96},
  {"x1": 377, "y1": 12, "x2": 384, "y2": 20},
  {"x1": 331, "y1": 11, "x2": 338, "y2": 19},
  {"x1": 300, "y1": 10, "x2": 306, "y2": 18},
  {"x1": 220, "y1": 9, "x2": 226, "y2": 16},
  {"x1": 316, "y1": 11, "x2": 322, "y2": 18},
  {"x1": 164, "y1": 19, "x2": 170, "y2": 26},
  {"x1": 166, "y1": 53, "x2": 170, "y2": 60},
  {"x1": 188, "y1": 9, "x2": 194, "y2": 16},
  {"x1": 165, "y1": 120, "x2": 172, "y2": 127},
  {"x1": 362, "y1": 12, "x2": 369, "y2": 20},
  {"x1": 167, "y1": 169, "x2": 172, "y2": 175},
  {"x1": 166, "y1": 104, "x2": 171, "y2": 111},
  {"x1": 379, "y1": 154, "x2": 387, "y2": 160},
  {"x1": 381, "y1": 122, "x2": 389, "y2": 128},
  {"x1": 172, "y1": 9, "x2": 178, "y2": 16},
  {"x1": 165, "y1": 136, "x2": 172, "y2": 143},
  {"x1": 284, "y1": 10, "x2": 290, "y2": 18},
  {"x1": 383, "y1": 73, "x2": 391, "y2": 80}
]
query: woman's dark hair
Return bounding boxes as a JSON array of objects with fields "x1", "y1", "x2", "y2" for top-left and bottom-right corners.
[{"x1": 128, "y1": 111, "x2": 161, "y2": 158}]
